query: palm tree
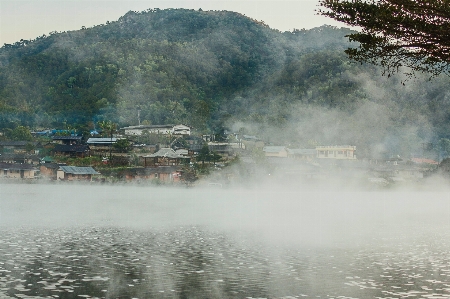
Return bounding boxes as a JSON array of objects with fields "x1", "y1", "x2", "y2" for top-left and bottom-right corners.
[{"x1": 98, "y1": 120, "x2": 117, "y2": 162}]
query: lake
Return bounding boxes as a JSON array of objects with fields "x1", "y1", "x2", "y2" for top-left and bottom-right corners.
[{"x1": 1, "y1": 183, "x2": 450, "y2": 298}]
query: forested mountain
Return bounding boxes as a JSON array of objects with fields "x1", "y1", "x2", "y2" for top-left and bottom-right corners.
[{"x1": 1, "y1": 8, "x2": 450, "y2": 158}]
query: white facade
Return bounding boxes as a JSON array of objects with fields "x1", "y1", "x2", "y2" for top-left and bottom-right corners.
[
  {"x1": 316, "y1": 145, "x2": 356, "y2": 159},
  {"x1": 122, "y1": 124, "x2": 191, "y2": 136}
]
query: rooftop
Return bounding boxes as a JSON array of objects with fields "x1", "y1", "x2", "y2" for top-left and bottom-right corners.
[
  {"x1": 58, "y1": 166, "x2": 100, "y2": 175},
  {"x1": 86, "y1": 138, "x2": 120, "y2": 144},
  {"x1": 263, "y1": 146, "x2": 286, "y2": 153},
  {"x1": 142, "y1": 148, "x2": 187, "y2": 159}
]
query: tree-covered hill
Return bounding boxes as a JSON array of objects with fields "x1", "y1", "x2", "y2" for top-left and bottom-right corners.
[{"x1": 1, "y1": 8, "x2": 450, "y2": 158}]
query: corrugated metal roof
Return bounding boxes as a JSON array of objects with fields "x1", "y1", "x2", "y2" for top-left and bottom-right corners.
[
  {"x1": 0, "y1": 162, "x2": 36, "y2": 170},
  {"x1": 122, "y1": 124, "x2": 174, "y2": 130},
  {"x1": 175, "y1": 149, "x2": 188, "y2": 156},
  {"x1": 143, "y1": 148, "x2": 187, "y2": 159},
  {"x1": 58, "y1": 166, "x2": 100, "y2": 175},
  {"x1": 86, "y1": 138, "x2": 119, "y2": 144},
  {"x1": 121, "y1": 124, "x2": 192, "y2": 130},
  {"x1": 52, "y1": 136, "x2": 82, "y2": 140}
]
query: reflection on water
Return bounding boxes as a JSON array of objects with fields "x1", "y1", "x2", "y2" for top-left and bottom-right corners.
[{"x1": 1, "y1": 184, "x2": 450, "y2": 298}]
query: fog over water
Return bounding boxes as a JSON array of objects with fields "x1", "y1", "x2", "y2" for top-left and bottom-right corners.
[{"x1": 1, "y1": 183, "x2": 450, "y2": 298}]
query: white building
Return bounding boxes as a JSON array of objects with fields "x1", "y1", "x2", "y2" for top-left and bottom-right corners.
[
  {"x1": 121, "y1": 124, "x2": 191, "y2": 136},
  {"x1": 316, "y1": 145, "x2": 356, "y2": 159}
]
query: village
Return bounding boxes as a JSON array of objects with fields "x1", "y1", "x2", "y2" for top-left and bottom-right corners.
[{"x1": 0, "y1": 123, "x2": 443, "y2": 187}]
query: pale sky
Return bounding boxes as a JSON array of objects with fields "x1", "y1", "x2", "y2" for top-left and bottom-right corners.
[{"x1": 0, "y1": 0, "x2": 345, "y2": 46}]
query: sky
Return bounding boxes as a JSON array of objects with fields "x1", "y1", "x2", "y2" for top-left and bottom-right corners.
[{"x1": 0, "y1": 0, "x2": 346, "y2": 46}]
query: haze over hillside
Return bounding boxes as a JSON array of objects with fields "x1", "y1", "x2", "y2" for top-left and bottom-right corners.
[{"x1": 1, "y1": 8, "x2": 450, "y2": 159}]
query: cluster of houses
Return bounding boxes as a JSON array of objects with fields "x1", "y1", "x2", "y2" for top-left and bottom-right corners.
[
  {"x1": 0, "y1": 124, "x2": 441, "y2": 185},
  {"x1": 256, "y1": 143, "x2": 438, "y2": 184}
]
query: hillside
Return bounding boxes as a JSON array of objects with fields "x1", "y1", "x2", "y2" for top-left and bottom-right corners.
[{"x1": 1, "y1": 8, "x2": 450, "y2": 158}]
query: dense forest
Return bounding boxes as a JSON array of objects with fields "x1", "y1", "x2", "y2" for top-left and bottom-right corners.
[{"x1": 1, "y1": 8, "x2": 450, "y2": 158}]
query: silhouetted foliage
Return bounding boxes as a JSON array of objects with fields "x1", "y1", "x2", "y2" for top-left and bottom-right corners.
[{"x1": 318, "y1": 0, "x2": 450, "y2": 77}]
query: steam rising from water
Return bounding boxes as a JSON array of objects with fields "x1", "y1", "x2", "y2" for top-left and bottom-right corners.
[
  {"x1": 2, "y1": 183, "x2": 450, "y2": 248},
  {"x1": 2, "y1": 183, "x2": 450, "y2": 299}
]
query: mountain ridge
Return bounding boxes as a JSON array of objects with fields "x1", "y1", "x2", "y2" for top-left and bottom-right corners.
[{"x1": 0, "y1": 8, "x2": 449, "y2": 158}]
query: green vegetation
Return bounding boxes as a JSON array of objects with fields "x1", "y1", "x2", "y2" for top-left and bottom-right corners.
[
  {"x1": 3, "y1": 126, "x2": 33, "y2": 141},
  {"x1": 318, "y1": 0, "x2": 450, "y2": 78},
  {"x1": 0, "y1": 8, "x2": 450, "y2": 159}
]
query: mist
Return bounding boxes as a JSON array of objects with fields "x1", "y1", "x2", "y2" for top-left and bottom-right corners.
[
  {"x1": 2, "y1": 8, "x2": 450, "y2": 299},
  {"x1": 2, "y1": 181, "x2": 450, "y2": 299},
  {"x1": 2, "y1": 183, "x2": 450, "y2": 248}
]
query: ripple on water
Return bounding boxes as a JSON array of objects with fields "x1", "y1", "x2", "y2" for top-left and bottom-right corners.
[{"x1": 0, "y1": 226, "x2": 450, "y2": 298}]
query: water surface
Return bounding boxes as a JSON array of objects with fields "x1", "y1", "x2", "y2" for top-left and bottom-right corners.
[{"x1": 1, "y1": 183, "x2": 450, "y2": 298}]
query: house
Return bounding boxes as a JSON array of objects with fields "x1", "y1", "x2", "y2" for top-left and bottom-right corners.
[
  {"x1": 56, "y1": 166, "x2": 100, "y2": 181},
  {"x1": 0, "y1": 162, "x2": 38, "y2": 179},
  {"x1": 188, "y1": 144, "x2": 203, "y2": 156},
  {"x1": 40, "y1": 163, "x2": 67, "y2": 180},
  {"x1": 127, "y1": 166, "x2": 182, "y2": 182},
  {"x1": 185, "y1": 135, "x2": 204, "y2": 145},
  {"x1": 87, "y1": 137, "x2": 120, "y2": 146},
  {"x1": 31, "y1": 129, "x2": 52, "y2": 137},
  {"x1": 369, "y1": 165, "x2": 426, "y2": 181},
  {"x1": 121, "y1": 124, "x2": 191, "y2": 136},
  {"x1": 51, "y1": 136, "x2": 82, "y2": 145},
  {"x1": 132, "y1": 143, "x2": 157, "y2": 153},
  {"x1": 175, "y1": 149, "x2": 189, "y2": 157},
  {"x1": 142, "y1": 148, "x2": 188, "y2": 167},
  {"x1": 287, "y1": 148, "x2": 317, "y2": 160},
  {"x1": 52, "y1": 144, "x2": 90, "y2": 157},
  {"x1": 242, "y1": 135, "x2": 260, "y2": 141},
  {"x1": 241, "y1": 135, "x2": 263, "y2": 151},
  {"x1": 0, "y1": 141, "x2": 40, "y2": 154},
  {"x1": 86, "y1": 137, "x2": 121, "y2": 154},
  {"x1": 263, "y1": 146, "x2": 288, "y2": 158},
  {"x1": 410, "y1": 157, "x2": 439, "y2": 165},
  {"x1": 0, "y1": 153, "x2": 40, "y2": 164},
  {"x1": 316, "y1": 145, "x2": 357, "y2": 160},
  {"x1": 208, "y1": 143, "x2": 234, "y2": 158}
]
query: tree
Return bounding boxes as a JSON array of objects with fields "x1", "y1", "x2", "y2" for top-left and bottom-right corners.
[
  {"x1": 209, "y1": 151, "x2": 222, "y2": 166},
  {"x1": 318, "y1": 0, "x2": 450, "y2": 77},
  {"x1": 98, "y1": 120, "x2": 117, "y2": 138},
  {"x1": 25, "y1": 142, "x2": 35, "y2": 153},
  {"x1": 113, "y1": 138, "x2": 131, "y2": 153},
  {"x1": 196, "y1": 144, "x2": 211, "y2": 165},
  {"x1": 5, "y1": 126, "x2": 33, "y2": 141},
  {"x1": 98, "y1": 120, "x2": 117, "y2": 161}
]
